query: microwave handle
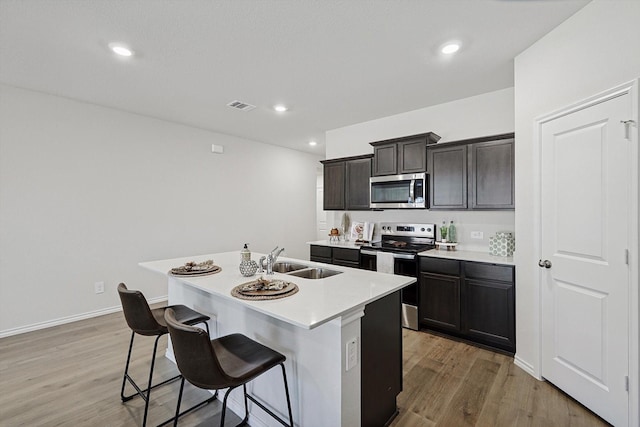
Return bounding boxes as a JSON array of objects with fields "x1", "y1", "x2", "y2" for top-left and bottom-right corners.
[{"x1": 409, "y1": 179, "x2": 415, "y2": 202}]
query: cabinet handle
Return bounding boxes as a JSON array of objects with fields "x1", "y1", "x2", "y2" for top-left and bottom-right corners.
[{"x1": 538, "y1": 259, "x2": 552, "y2": 269}]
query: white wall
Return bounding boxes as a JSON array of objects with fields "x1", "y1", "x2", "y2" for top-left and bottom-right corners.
[
  {"x1": 0, "y1": 85, "x2": 321, "y2": 335},
  {"x1": 514, "y1": 0, "x2": 640, "y2": 376},
  {"x1": 324, "y1": 88, "x2": 515, "y2": 250}
]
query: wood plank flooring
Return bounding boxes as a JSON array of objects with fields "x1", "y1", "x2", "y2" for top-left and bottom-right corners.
[{"x1": 0, "y1": 309, "x2": 610, "y2": 426}]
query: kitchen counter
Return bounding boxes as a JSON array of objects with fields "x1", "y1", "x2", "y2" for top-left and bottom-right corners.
[
  {"x1": 307, "y1": 239, "x2": 364, "y2": 250},
  {"x1": 139, "y1": 251, "x2": 413, "y2": 426},
  {"x1": 140, "y1": 251, "x2": 413, "y2": 329},
  {"x1": 419, "y1": 248, "x2": 515, "y2": 266}
]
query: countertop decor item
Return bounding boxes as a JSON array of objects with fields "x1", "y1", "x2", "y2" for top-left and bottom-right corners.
[
  {"x1": 489, "y1": 231, "x2": 515, "y2": 256},
  {"x1": 169, "y1": 260, "x2": 221, "y2": 276},
  {"x1": 231, "y1": 276, "x2": 299, "y2": 300},
  {"x1": 435, "y1": 241, "x2": 457, "y2": 251},
  {"x1": 239, "y1": 259, "x2": 258, "y2": 277}
]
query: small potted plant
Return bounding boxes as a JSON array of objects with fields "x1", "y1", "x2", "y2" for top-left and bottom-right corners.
[{"x1": 440, "y1": 221, "x2": 448, "y2": 242}]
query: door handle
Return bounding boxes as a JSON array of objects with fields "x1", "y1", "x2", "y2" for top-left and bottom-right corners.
[{"x1": 538, "y1": 259, "x2": 552, "y2": 269}]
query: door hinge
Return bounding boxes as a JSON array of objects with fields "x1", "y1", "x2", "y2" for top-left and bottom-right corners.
[
  {"x1": 625, "y1": 375, "x2": 629, "y2": 392},
  {"x1": 621, "y1": 119, "x2": 636, "y2": 140},
  {"x1": 625, "y1": 249, "x2": 629, "y2": 265}
]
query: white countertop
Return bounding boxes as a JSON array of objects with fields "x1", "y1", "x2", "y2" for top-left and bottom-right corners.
[
  {"x1": 418, "y1": 248, "x2": 515, "y2": 266},
  {"x1": 307, "y1": 239, "x2": 364, "y2": 250},
  {"x1": 139, "y1": 251, "x2": 415, "y2": 330}
]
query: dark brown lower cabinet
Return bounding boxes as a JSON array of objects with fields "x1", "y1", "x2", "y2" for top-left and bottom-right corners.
[
  {"x1": 361, "y1": 291, "x2": 402, "y2": 427},
  {"x1": 464, "y1": 278, "x2": 515, "y2": 351},
  {"x1": 309, "y1": 245, "x2": 360, "y2": 268},
  {"x1": 419, "y1": 257, "x2": 515, "y2": 353},
  {"x1": 419, "y1": 272, "x2": 461, "y2": 332}
]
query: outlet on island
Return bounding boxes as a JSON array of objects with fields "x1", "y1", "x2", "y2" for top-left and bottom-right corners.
[{"x1": 346, "y1": 337, "x2": 358, "y2": 371}]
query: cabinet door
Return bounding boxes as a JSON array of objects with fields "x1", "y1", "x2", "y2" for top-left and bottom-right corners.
[
  {"x1": 469, "y1": 139, "x2": 514, "y2": 209},
  {"x1": 398, "y1": 138, "x2": 426, "y2": 174},
  {"x1": 323, "y1": 161, "x2": 345, "y2": 210},
  {"x1": 373, "y1": 144, "x2": 397, "y2": 176},
  {"x1": 428, "y1": 145, "x2": 468, "y2": 209},
  {"x1": 464, "y1": 278, "x2": 515, "y2": 352},
  {"x1": 419, "y1": 272, "x2": 461, "y2": 331},
  {"x1": 345, "y1": 157, "x2": 372, "y2": 210}
]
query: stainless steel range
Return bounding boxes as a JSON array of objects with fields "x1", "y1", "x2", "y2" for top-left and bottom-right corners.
[{"x1": 360, "y1": 222, "x2": 435, "y2": 330}]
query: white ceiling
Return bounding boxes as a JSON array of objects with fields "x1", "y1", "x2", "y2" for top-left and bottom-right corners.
[{"x1": 0, "y1": 0, "x2": 590, "y2": 154}]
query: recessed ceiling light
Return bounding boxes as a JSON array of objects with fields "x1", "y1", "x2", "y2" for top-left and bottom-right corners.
[
  {"x1": 309, "y1": 141, "x2": 317, "y2": 146},
  {"x1": 274, "y1": 105, "x2": 288, "y2": 113},
  {"x1": 441, "y1": 43, "x2": 460, "y2": 55},
  {"x1": 108, "y1": 43, "x2": 134, "y2": 57}
]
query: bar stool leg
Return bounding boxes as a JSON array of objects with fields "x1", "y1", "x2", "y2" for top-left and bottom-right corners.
[
  {"x1": 280, "y1": 363, "x2": 294, "y2": 427},
  {"x1": 121, "y1": 331, "x2": 136, "y2": 402},
  {"x1": 141, "y1": 334, "x2": 162, "y2": 427}
]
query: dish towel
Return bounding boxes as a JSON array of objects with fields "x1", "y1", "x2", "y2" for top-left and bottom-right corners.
[{"x1": 376, "y1": 252, "x2": 395, "y2": 274}]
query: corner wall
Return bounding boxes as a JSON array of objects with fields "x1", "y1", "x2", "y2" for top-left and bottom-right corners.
[
  {"x1": 0, "y1": 85, "x2": 321, "y2": 335},
  {"x1": 514, "y1": 0, "x2": 640, "y2": 382}
]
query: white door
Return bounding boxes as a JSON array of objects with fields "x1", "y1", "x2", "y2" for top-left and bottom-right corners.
[{"x1": 540, "y1": 91, "x2": 631, "y2": 425}]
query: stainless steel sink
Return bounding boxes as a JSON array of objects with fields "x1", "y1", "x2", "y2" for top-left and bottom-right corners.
[
  {"x1": 287, "y1": 268, "x2": 343, "y2": 279},
  {"x1": 271, "y1": 262, "x2": 308, "y2": 273}
]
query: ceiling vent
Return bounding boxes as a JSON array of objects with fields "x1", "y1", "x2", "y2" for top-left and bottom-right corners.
[{"x1": 226, "y1": 100, "x2": 256, "y2": 111}]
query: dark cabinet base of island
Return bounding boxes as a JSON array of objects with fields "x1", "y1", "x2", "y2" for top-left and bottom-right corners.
[{"x1": 361, "y1": 290, "x2": 402, "y2": 427}]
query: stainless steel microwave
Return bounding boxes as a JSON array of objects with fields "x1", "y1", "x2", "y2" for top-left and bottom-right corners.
[{"x1": 370, "y1": 172, "x2": 428, "y2": 209}]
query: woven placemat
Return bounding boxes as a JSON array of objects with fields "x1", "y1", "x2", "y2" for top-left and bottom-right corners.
[
  {"x1": 231, "y1": 278, "x2": 299, "y2": 301},
  {"x1": 169, "y1": 260, "x2": 222, "y2": 277}
]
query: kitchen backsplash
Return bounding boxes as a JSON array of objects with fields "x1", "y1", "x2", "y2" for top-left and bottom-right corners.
[{"x1": 326, "y1": 210, "x2": 515, "y2": 253}]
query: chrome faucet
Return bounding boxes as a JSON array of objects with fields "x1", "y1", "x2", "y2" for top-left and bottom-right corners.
[{"x1": 258, "y1": 246, "x2": 285, "y2": 274}]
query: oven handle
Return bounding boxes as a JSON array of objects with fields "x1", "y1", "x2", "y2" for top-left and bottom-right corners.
[{"x1": 360, "y1": 249, "x2": 416, "y2": 260}]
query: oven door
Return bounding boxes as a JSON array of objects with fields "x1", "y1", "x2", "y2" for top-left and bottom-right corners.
[{"x1": 360, "y1": 249, "x2": 419, "y2": 330}]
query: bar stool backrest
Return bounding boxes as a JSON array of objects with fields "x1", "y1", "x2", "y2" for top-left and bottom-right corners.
[
  {"x1": 165, "y1": 308, "x2": 231, "y2": 390},
  {"x1": 117, "y1": 283, "x2": 163, "y2": 336}
]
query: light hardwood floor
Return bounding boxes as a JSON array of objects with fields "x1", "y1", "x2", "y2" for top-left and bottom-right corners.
[{"x1": 0, "y1": 309, "x2": 610, "y2": 426}]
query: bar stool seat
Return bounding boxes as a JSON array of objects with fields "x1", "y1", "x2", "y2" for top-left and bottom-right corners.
[
  {"x1": 165, "y1": 308, "x2": 294, "y2": 427},
  {"x1": 117, "y1": 283, "x2": 214, "y2": 426}
]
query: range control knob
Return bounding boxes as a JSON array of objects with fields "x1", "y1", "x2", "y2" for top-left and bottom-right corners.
[{"x1": 420, "y1": 227, "x2": 425, "y2": 232}]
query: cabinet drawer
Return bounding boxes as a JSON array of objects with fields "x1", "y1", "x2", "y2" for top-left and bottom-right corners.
[
  {"x1": 464, "y1": 262, "x2": 514, "y2": 283},
  {"x1": 333, "y1": 247, "x2": 360, "y2": 263},
  {"x1": 310, "y1": 245, "x2": 332, "y2": 259},
  {"x1": 420, "y1": 257, "x2": 461, "y2": 276}
]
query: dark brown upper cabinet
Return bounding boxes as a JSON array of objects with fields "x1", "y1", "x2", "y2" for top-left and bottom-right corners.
[
  {"x1": 428, "y1": 144, "x2": 468, "y2": 209},
  {"x1": 370, "y1": 132, "x2": 441, "y2": 176},
  {"x1": 321, "y1": 154, "x2": 373, "y2": 211},
  {"x1": 469, "y1": 139, "x2": 515, "y2": 209},
  {"x1": 427, "y1": 133, "x2": 514, "y2": 210}
]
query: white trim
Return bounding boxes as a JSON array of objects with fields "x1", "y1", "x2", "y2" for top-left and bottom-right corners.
[
  {"x1": 514, "y1": 355, "x2": 537, "y2": 379},
  {"x1": 627, "y1": 79, "x2": 639, "y2": 427},
  {"x1": 0, "y1": 295, "x2": 168, "y2": 338},
  {"x1": 533, "y1": 79, "x2": 639, "y2": 427}
]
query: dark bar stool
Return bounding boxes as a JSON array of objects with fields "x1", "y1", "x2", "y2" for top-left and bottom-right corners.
[
  {"x1": 117, "y1": 283, "x2": 215, "y2": 426},
  {"x1": 164, "y1": 307, "x2": 294, "y2": 427}
]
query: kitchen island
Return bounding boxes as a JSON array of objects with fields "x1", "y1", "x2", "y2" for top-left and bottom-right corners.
[{"x1": 140, "y1": 251, "x2": 415, "y2": 427}]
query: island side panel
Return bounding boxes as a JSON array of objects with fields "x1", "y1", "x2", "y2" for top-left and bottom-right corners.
[{"x1": 168, "y1": 277, "x2": 352, "y2": 427}]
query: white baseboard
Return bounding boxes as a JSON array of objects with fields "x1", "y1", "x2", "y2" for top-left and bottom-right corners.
[
  {"x1": 514, "y1": 354, "x2": 541, "y2": 380},
  {"x1": 0, "y1": 295, "x2": 168, "y2": 338}
]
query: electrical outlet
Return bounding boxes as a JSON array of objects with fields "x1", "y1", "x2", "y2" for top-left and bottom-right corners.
[
  {"x1": 470, "y1": 231, "x2": 484, "y2": 239},
  {"x1": 346, "y1": 337, "x2": 358, "y2": 371},
  {"x1": 94, "y1": 281, "x2": 105, "y2": 294}
]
